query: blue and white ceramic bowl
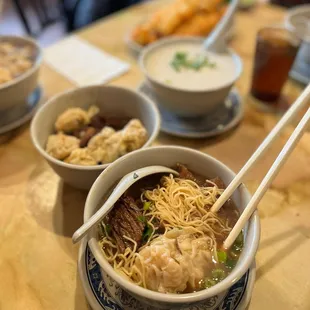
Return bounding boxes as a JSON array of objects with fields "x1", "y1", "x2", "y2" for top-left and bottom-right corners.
[
  {"x1": 78, "y1": 238, "x2": 256, "y2": 310},
  {"x1": 84, "y1": 146, "x2": 260, "y2": 309}
]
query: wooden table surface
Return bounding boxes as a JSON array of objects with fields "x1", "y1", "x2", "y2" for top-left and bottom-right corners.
[{"x1": 1, "y1": 1, "x2": 309, "y2": 309}]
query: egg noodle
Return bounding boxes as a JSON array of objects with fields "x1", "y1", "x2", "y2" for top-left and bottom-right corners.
[{"x1": 98, "y1": 174, "x2": 233, "y2": 288}]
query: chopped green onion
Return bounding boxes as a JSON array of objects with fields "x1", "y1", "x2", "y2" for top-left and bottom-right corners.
[
  {"x1": 142, "y1": 224, "x2": 153, "y2": 242},
  {"x1": 234, "y1": 232, "x2": 244, "y2": 248},
  {"x1": 231, "y1": 232, "x2": 244, "y2": 255},
  {"x1": 212, "y1": 269, "x2": 226, "y2": 281},
  {"x1": 226, "y1": 258, "x2": 237, "y2": 269},
  {"x1": 175, "y1": 52, "x2": 187, "y2": 61},
  {"x1": 143, "y1": 201, "x2": 152, "y2": 211},
  {"x1": 98, "y1": 223, "x2": 105, "y2": 237},
  {"x1": 105, "y1": 224, "x2": 112, "y2": 235},
  {"x1": 191, "y1": 55, "x2": 206, "y2": 71},
  {"x1": 137, "y1": 215, "x2": 153, "y2": 242},
  {"x1": 170, "y1": 60, "x2": 181, "y2": 72},
  {"x1": 203, "y1": 278, "x2": 217, "y2": 288},
  {"x1": 137, "y1": 215, "x2": 147, "y2": 223},
  {"x1": 217, "y1": 251, "x2": 227, "y2": 263},
  {"x1": 170, "y1": 51, "x2": 217, "y2": 72}
]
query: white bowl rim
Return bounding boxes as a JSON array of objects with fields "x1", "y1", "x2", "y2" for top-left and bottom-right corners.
[
  {"x1": 139, "y1": 36, "x2": 243, "y2": 93},
  {"x1": 30, "y1": 85, "x2": 161, "y2": 171},
  {"x1": 285, "y1": 4, "x2": 310, "y2": 42},
  {"x1": 86, "y1": 145, "x2": 260, "y2": 304},
  {"x1": 0, "y1": 35, "x2": 43, "y2": 90}
]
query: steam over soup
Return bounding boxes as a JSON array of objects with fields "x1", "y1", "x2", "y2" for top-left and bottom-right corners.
[
  {"x1": 145, "y1": 41, "x2": 238, "y2": 91},
  {"x1": 98, "y1": 164, "x2": 244, "y2": 294}
]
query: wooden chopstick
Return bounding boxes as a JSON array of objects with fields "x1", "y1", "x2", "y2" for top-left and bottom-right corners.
[
  {"x1": 211, "y1": 83, "x2": 310, "y2": 213},
  {"x1": 224, "y1": 106, "x2": 310, "y2": 249}
]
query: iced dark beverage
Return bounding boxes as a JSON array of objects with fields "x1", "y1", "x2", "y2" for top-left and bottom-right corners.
[{"x1": 250, "y1": 27, "x2": 300, "y2": 104}]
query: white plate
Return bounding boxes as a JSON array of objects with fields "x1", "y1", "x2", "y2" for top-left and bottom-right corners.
[
  {"x1": 0, "y1": 86, "x2": 43, "y2": 136},
  {"x1": 138, "y1": 81, "x2": 244, "y2": 139},
  {"x1": 78, "y1": 238, "x2": 256, "y2": 310},
  {"x1": 125, "y1": 21, "x2": 235, "y2": 55}
]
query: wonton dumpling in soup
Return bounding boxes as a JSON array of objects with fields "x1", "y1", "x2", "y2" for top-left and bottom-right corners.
[{"x1": 136, "y1": 229, "x2": 212, "y2": 293}]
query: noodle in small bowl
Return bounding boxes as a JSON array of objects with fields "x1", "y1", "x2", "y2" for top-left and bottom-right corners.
[{"x1": 85, "y1": 146, "x2": 260, "y2": 309}]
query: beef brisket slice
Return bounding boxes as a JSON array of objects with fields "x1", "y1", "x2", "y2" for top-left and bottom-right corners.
[{"x1": 109, "y1": 196, "x2": 145, "y2": 253}]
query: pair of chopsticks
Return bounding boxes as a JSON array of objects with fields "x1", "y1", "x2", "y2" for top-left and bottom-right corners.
[{"x1": 212, "y1": 83, "x2": 310, "y2": 249}]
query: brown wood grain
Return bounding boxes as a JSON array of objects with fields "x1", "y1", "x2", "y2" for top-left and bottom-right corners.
[{"x1": 0, "y1": 1, "x2": 309, "y2": 309}]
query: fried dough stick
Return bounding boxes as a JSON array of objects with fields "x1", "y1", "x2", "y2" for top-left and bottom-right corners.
[
  {"x1": 173, "y1": 11, "x2": 222, "y2": 36},
  {"x1": 131, "y1": 0, "x2": 226, "y2": 45}
]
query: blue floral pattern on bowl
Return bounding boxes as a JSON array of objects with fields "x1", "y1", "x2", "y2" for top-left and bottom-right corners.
[{"x1": 85, "y1": 245, "x2": 249, "y2": 310}]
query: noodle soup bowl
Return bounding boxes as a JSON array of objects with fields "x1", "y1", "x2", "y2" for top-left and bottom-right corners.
[{"x1": 85, "y1": 146, "x2": 260, "y2": 309}]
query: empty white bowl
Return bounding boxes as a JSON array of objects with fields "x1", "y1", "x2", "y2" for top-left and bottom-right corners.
[
  {"x1": 31, "y1": 85, "x2": 160, "y2": 190},
  {"x1": 0, "y1": 35, "x2": 42, "y2": 112},
  {"x1": 85, "y1": 146, "x2": 260, "y2": 309},
  {"x1": 139, "y1": 37, "x2": 243, "y2": 117}
]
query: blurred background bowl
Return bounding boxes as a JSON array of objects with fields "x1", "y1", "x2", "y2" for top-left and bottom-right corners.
[
  {"x1": 0, "y1": 35, "x2": 42, "y2": 112},
  {"x1": 125, "y1": 19, "x2": 235, "y2": 56},
  {"x1": 139, "y1": 37, "x2": 243, "y2": 118},
  {"x1": 285, "y1": 4, "x2": 310, "y2": 65},
  {"x1": 85, "y1": 146, "x2": 260, "y2": 309},
  {"x1": 31, "y1": 85, "x2": 160, "y2": 190}
]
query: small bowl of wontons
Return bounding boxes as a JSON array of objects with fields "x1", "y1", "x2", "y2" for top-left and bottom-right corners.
[
  {"x1": 0, "y1": 35, "x2": 42, "y2": 112},
  {"x1": 85, "y1": 146, "x2": 260, "y2": 309},
  {"x1": 31, "y1": 85, "x2": 160, "y2": 190}
]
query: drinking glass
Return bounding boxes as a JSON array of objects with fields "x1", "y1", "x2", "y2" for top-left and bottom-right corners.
[{"x1": 250, "y1": 26, "x2": 300, "y2": 110}]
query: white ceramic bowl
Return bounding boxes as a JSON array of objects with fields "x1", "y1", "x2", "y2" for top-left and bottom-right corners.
[
  {"x1": 31, "y1": 85, "x2": 160, "y2": 190},
  {"x1": 126, "y1": 18, "x2": 235, "y2": 56},
  {"x1": 0, "y1": 35, "x2": 42, "y2": 112},
  {"x1": 285, "y1": 4, "x2": 310, "y2": 65},
  {"x1": 85, "y1": 146, "x2": 260, "y2": 309},
  {"x1": 139, "y1": 37, "x2": 243, "y2": 118}
]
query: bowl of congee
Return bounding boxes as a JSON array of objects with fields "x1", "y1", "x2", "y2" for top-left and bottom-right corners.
[
  {"x1": 85, "y1": 146, "x2": 260, "y2": 309},
  {"x1": 140, "y1": 37, "x2": 243, "y2": 117}
]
